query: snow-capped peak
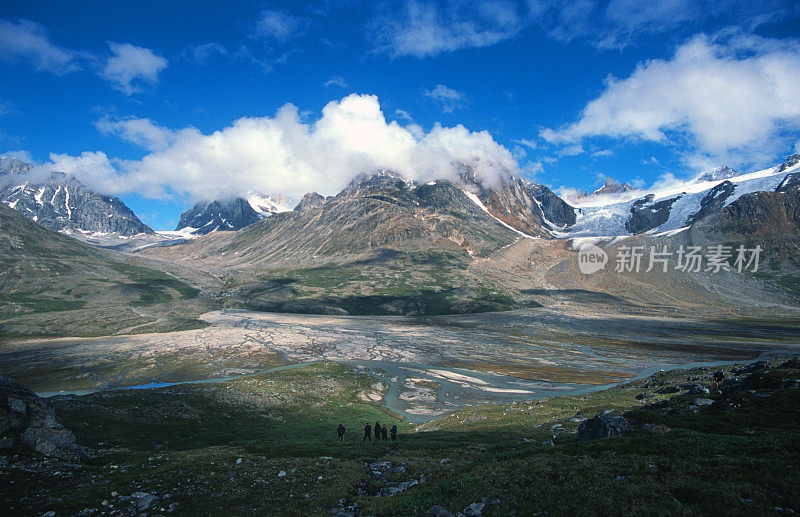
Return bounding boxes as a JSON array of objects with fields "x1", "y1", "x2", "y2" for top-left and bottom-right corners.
[
  {"x1": 693, "y1": 165, "x2": 737, "y2": 184},
  {"x1": 246, "y1": 193, "x2": 292, "y2": 217}
]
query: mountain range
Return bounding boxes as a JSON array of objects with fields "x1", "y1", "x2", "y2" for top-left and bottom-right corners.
[
  {"x1": 0, "y1": 158, "x2": 154, "y2": 239},
  {"x1": 2, "y1": 152, "x2": 799, "y2": 324}
]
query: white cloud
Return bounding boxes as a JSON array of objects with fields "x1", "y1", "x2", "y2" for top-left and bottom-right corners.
[
  {"x1": 369, "y1": 0, "x2": 527, "y2": 58},
  {"x1": 394, "y1": 109, "x2": 414, "y2": 123},
  {"x1": 557, "y1": 144, "x2": 584, "y2": 156},
  {"x1": 367, "y1": 0, "x2": 799, "y2": 56},
  {"x1": 95, "y1": 116, "x2": 177, "y2": 152},
  {"x1": 0, "y1": 18, "x2": 87, "y2": 74},
  {"x1": 541, "y1": 34, "x2": 800, "y2": 168},
  {"x1": 252, "y1": 9, "x2": 305, "y2": 42},
  {"x1": 100, "y1": 42, "x2": 168, "y2": 95},
  {"x1": 422, "y1": 84, "x2": 467, "y2": 113},
  {"x1": 324, "y1": 76, "x2": 348, "y2": 88},
  {"x1": 592, "y1": 149, "x2": 614, "y2": 157},
  {"x1": 513, "y1": 138, "x2": 538, "y2": 150},
  {"x1": 1, "y1": 149, "x2": 34, "y2": 163},
  {"x1": 30, "y1": 151, "x2": 121, "y2": 194},
  {"x1": 33, "y1": 94, "x2": 520, "y2": 201},
  {"x1": 533, "y1": 0, "x2": 798, "y2": 49},
  {"x1": 184, "y1": 42, "x2": 227, "y2": 64}
]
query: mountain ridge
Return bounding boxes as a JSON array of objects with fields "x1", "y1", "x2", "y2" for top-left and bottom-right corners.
[{"x1": 0, "y1": 157, "x2": 155, "y2": 239}]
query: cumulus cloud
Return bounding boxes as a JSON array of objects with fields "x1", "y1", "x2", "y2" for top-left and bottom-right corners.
[
  {"x1": 422, "y1": 84, "x2": 467, "y2": 113},
  {"x1": 0, "y1": 18, "x2": 88, "y2": 74},
  {"x1": 369, "y1": 0, "x2": 527, "y2": 58},
  {"x1": 32, "y1": 94, "x2": 519, "y2": 201},
  {"x1": 100, "y1": 42, "x2": 168, "y2": 95},
  {"x1": 540, "y1": 34, "x2": 800, "y2": 168}
]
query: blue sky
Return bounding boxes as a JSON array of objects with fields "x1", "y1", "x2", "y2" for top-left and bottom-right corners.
[{"x1": 1, "y1": 0, "x2": 799, "y2": 230}]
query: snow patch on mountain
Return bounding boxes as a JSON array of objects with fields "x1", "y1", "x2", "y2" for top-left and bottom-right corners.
[
  {"x1": 566, "y1": 158, "x2": 800, "y2": 238},
  {"x1": 462, "y1": 189, "x2": 537, "y2": 239}
]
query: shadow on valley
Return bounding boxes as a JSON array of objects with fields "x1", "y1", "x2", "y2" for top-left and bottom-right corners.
[
  {"x1": 244, "y1": 287, "x2": 542, "y2": 316},
  {"x1": 520, "y1": 288, "x2": 634, "y2": 306}
]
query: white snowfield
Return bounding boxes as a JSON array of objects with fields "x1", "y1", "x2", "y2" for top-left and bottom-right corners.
[
  {"x1": 563, "y1": 160, "x2": 800, "y2": 238},
  {"x1": 247, "y1": 193, "x2": 292, "y2": 217}
]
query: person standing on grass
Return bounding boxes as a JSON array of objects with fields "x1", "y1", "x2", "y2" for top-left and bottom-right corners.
[
  {"x1": 713, "y1": 370, "x2": 725, "y2": 388},
  {"x1": 364, "y1": 423, "x2": 371, "y2": 441},
  {"x1": 381, "y1": 424, "x2": 388, "y2": 441},
  {"x1": 390, "y1": 425, "x2": 397, "y2": 441},
  {"x1": 337, "y1": 424, "x2": 345, "y2": 442},
  {"x1": 375, "y1": 420, "x2": 381, "y2": 440}
]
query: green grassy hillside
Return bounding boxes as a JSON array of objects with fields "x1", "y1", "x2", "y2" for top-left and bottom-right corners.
[
  {"x1": 3, "y1": 358, "x2": 798, "y2": 515},
  {"x1": 0, "y1": 204, "x2": 215, "y2": 338}
]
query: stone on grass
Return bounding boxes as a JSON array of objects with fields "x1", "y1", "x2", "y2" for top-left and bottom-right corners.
[
  {"x1": 463, "y1": 501, "x2": 485, "y2": 516},
  {"x1": 694, "y1": 398, "x2": 714, "y2": 406},
  {"x1": 577, "y1": 413, "x2": 633, "y2": 441},
  {"x1": 0, "y1": 376, "x2": 94, "y2": 461},
  {"x1": 427, "y1": 505, "x2": 454, "y2": 517},
  {"x1": 130, "y1": 492, "x2": 157, "y2": 511}
]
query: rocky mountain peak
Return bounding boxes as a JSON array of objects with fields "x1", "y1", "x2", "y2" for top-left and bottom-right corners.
[
  {"x1": 176, "y1": 198, "x2": 260, "y2": 235},
  {"x1": 294, "y1": 192, "x2": 329, "y2": 212},
  {"x1": 593, "y1": 177, "x2": 637, "y2": 196},
  {"x1": 0, "y1": 156, "x2": 32, "y2": 176},
  {"x1": 0, "y1": 159, "x2": 154, "y2": 237},
  {"x1": 779, "y1": 154, "x2": 800, "y2": 172},
  {"x1": 695, "y1": 165, "x2": 737, "y2": 183}
]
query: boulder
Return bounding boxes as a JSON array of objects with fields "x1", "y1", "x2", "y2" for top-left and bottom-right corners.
[
  {"x1": 130, "y1": 492, "x2": 157, "y2": 511},
  {"x1": 0, "y1": 376, "x2": 93, "y2": 461},
  {"x1": 427, "y1": 505, "x2": 455, "y2": 517},
  {"x1": 463, "y1": 501, "x2": 485, "y2": 516},
  {"x1": 578, "y1": 413, "x2": 633, "y2": 441},
  {"x1": 656, "y1": 386, "x2": 680, "y2": 394}
]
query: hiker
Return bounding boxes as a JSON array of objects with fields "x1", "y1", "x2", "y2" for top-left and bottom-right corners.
[
  {"x1": 390, "y1": 425, "x2": 397, "y2": 441},
  {"x1": 375, "y1": 421, "x2": 381, "y2": 439},
  {"x1": 381, "y1": 424, "x2": 388, "y2": 441},
  {"x1": 713, "y1": 370, "x2": 725, "y2": 388},
  {"x1": 337, "y1": 424, "x2": 345, "y2": 442},
  {"x1": 364, "y1": 423, "x2": 371, "y2": 441}
]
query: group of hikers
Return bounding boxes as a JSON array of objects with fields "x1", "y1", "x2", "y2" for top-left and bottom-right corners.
[{"x1": 336, "y1": 421, "x2": 397, "y2": 442}]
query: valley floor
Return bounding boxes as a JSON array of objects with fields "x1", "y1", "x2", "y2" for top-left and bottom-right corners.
[
  {"x1": 1, "y1": 358, "x2": 799, "y2": 516},
  {"x1": 3, "y1": 308, "x2": 800, "y2": 420}
]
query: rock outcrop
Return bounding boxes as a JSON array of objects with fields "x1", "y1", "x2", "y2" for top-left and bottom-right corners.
[
  {"x1": 293, "y1": 192, "x2": 329, "y2": 212},
  {"x1": 0, "y1": 376, "x2": 93, "y2": 461},
  {"x1": 625, "y1": 194, "x2": 682, "y2": 234},
  {"x1": 577, "y1": 412, "x2": 633, "y2": 441},
  {"x1": 593, "y1": 177, "x2": 637, "y2": 195}
]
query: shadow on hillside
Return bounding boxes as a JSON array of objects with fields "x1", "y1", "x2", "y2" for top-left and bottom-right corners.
[
  {"x1": 520, "y1": 288, "x2": 632, "y2": 305},
  {"x1": 246, "y1": 289, "x2": 541, "y2": 316}
]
